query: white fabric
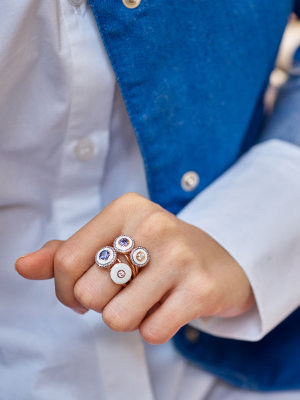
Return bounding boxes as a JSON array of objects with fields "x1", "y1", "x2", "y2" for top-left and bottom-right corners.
[
  {"x1": 0, "y1": 0, "x2": 299, "y2": 399},
  {"x1": 179, "y1": 140, "x2": 300, "y2": 341}
]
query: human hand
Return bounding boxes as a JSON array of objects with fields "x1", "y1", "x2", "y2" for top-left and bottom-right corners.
[{"x1": 15, "y1": 193, "x2": 254, "y2": 344}]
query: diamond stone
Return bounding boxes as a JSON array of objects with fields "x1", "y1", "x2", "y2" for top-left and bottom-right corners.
[
  {"x1": 117, "y1": 270, "x2": 126, "y2": 278},
  {"x1": 136, "y1": 252, "x2": 145, "y2": 262},
  {"x1": 100, "y1": 250, "x2": 110, "y2": 260},
  {"x1": 119, "y1": 238, "x2": 130, "y2": 247}
]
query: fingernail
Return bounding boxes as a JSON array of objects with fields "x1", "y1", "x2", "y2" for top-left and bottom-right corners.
[
  {"x1": 14, "y1": 253, "x2": 34, "y2": 270},
  {"x1": 73, "y1": 308, "x2": 89, "y2": 315}
]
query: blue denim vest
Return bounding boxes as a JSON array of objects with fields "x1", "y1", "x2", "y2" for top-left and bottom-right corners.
[{"x1": 89, "y1": 0, "x2": 298, "y2": 390}]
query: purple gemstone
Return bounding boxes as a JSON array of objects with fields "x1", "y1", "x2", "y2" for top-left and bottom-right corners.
[
  {"x1": 119, "y1": 238, "x2": 129, "y2": 247},
  {"x1": 100, "y1": 250, "x2": 110, "y2": 260}
]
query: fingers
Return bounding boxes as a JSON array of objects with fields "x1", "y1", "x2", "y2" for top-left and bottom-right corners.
[
  {"x1": 139, "y1": 290, "x2": 202, "y2": 345},
  {"x1": 15, "y1": 240, "x2": 63, "y2": 280},
  {"x1": 52, "y1": 203, "x2": 125, "y2": 311},
  {"x1": 74, "y1": 263, "x2": 122, "y2": 313},
  {"x1": 53, "y1": 193, "x2": 157, "y2": 312},
  {"x1": 102, "y1": 266, "x2": 175, "y2": 332}
]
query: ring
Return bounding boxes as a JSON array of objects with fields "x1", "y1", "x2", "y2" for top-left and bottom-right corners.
[{"x1": 95, "y1": 235, "x2": 150, "y2": 286}]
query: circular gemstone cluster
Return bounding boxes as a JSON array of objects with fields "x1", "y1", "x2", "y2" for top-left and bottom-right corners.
[
  {"x1": 130, "y1": 247, "x2": 149, "y2": 268},
  {"x1": 95, "y1": 246, "x2": 117, "y2": 268},
  {"x1": 113, "y1": 235, "x2": 135, "y2": 254}
]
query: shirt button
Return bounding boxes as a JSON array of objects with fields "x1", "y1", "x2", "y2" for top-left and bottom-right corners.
[
  {"x1": 122, "y1": 0, "x2": 141, "y2": 9},
  {"x1": 68, "y1": 0, "x2": 85, "y2": 6},
  {"x1": 184, "y1": 326, "x2": 200, "y2": 343},
  {"x1": 74, "y1": 140, "x2": 95, "y2": 161},
  {"x1": 181, "y1": 171, "x2": 200, "y2": 192}
]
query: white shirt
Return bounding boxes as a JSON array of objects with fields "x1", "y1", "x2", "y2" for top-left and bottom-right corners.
[{"x1": 1, "y1": 1, "x2": 300, "y2": 399}]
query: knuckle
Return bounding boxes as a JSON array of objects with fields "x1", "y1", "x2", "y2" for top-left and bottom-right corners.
[
  {"x1": 109, "y1": 192, "x2": 147, "y2": 220},
  {"x1": 180, "y1": 274, "x2": 216, "y2": 311},
  {"x1": 169, "y1": 243, "x2": 194, "y2": 266},
  {"x1": 140, "y1": 211, "x2": 178, "y2": 240},
  {"x1": 54, "y1": 247, "x2": 76, "y2": 276},
  {"x1": 102, "y1": 306, "x2": 133, "y2": 332},
  {"x1": 199, "y1": 275, "x2": 216, "y2": 299},
  {"x1": 120, "y1": 192, "x2": 143, "y2": 203},
  {"x1": 43, "y1": 239, "x2": 59, "y2": 248},
  {"x1": 116, "y1": 192, "x2": 144, "y2": 211}
]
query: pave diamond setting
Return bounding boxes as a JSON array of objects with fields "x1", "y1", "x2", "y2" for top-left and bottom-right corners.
[
  {"x1": 113, "y1": 235, "x2": 135, "y2": 254},
  {"x1": 95, "y1": 246, "x2": 116, "y2": 268},
  {"x1": 130, "y1": 247, "x2": 149, "y2": 268}
]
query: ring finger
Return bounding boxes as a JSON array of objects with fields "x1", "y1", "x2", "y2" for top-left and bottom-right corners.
[{"x1": 74, "y1": 263, "x2": 122, "y2": 313}]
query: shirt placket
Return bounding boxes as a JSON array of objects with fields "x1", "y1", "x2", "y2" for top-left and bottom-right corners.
[
  {"x1": 53, "y1": 0, "x2": 116, "y2": 240},
  {"x1": 54, "y1": 3, "x2": 155, "y2": 400}
]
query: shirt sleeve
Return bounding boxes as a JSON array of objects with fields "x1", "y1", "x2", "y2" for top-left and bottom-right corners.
[{"x1": 177, "y1": 139, "x2": 300, "y2": 341}]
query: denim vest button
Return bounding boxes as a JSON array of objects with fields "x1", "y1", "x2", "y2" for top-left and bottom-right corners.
[
  {"x1": 122, "y1": 0, "x2": 141, "y2": 9},
  {"x1": 74, "y1": 140, "x2": 95, "y2": 161},
  {"x1": 68, "y1": 0, "x2": 85, "y2": 6},
  {"x1": 181, "y1": 171, "x2": 200, "y2": 192},
  {"x1": 184, "y1": 326, "x2": 200, "y2": 343}
]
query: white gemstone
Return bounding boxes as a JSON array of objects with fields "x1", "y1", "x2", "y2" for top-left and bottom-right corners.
[
  {"x1": 110, "y1": 263, "x2": 132, "y2": 284},
  {"x1": 136, "y1": 252, "x2": 145, "y2": 262},
  {"x1": 131, "y1": 247, "x2": 149, "y2": 267},
  {"x1": 117, "y1": 270, "x2": 126, "y2": 278}
]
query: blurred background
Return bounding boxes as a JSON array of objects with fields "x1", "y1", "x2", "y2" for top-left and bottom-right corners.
[{"x1": 265, "y1": 13, "x2": 300, "y2": 114}]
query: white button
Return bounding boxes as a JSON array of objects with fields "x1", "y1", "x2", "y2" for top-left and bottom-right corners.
[
  {"x1": 181, "y1": 171, "x2": 200, "y2": 192},
  {"x1": 68, "y1": 0, "x2": 85, "y2": 6},
  {"x1": 122, "y1": 0, "x2": 141, "y2": 9},
  {"x1": 74, "y1": 140, "x2": 95, "y2": 161}
]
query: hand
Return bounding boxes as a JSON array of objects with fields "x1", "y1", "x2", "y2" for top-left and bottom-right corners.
[{"x1": 15, "y1": 193, "x2": 254, "y2": 345}]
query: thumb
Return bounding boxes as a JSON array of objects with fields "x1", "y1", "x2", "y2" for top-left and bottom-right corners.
[{"x1": 15, "y1": 240, "x2": 64, "y2": 280}]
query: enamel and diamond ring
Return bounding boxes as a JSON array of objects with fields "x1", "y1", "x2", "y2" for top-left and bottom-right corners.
[
  {"x1": 95, "y1": 235, "x2": 150, "y2": 286},
  {"x1": 113, "y1": 235, "x2": 135, "y2": 254}
]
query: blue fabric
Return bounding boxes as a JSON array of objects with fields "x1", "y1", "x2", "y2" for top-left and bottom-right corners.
[
  {"x1": 174, "y1": 308, "x2": 300, "y2": 391},
  {"x1": 294, "y1": 46, "x2": 300, "y2": 63},
  {"x1": 295, "y1": 0, "x2": 300, "y2": 17},
  {"x1": 89, "y1": 0, "x2": 292, "y2": 215},
  {"x1": 88, "y1": 0, "x2": 298, "y2": 390}
]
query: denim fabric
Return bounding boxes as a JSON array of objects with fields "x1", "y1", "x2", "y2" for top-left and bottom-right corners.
[
  {"x1": 88, "y1": 0, "x2": 297, "y2": 390},
  {"x1": 89, "y1": 0, "x2": 292, "y2": 214},
  {"x1": 174, "y1": 308, "x2": 300, "y2": 391},
  {"x1": 295, "y1": 0, "x2": 300, "y2": 18},
  {"x1": 294, "y1": 48, "x2": 300, "y2": 63},
  {"x1": 261, "y1": 75, "x2": 300, "y2": 146},
  {"x1": 174, "y1": 74, "x2": 300, "y2": 391}
]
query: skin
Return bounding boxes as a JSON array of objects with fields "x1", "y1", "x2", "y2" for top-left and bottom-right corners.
[{"x1": 15, "y1": 192, "x2": 255, "y2": 345}]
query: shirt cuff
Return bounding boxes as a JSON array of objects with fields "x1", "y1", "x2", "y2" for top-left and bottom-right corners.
[{"x1": 177, "y1": 139, "x2": 300, "y2": 342}]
